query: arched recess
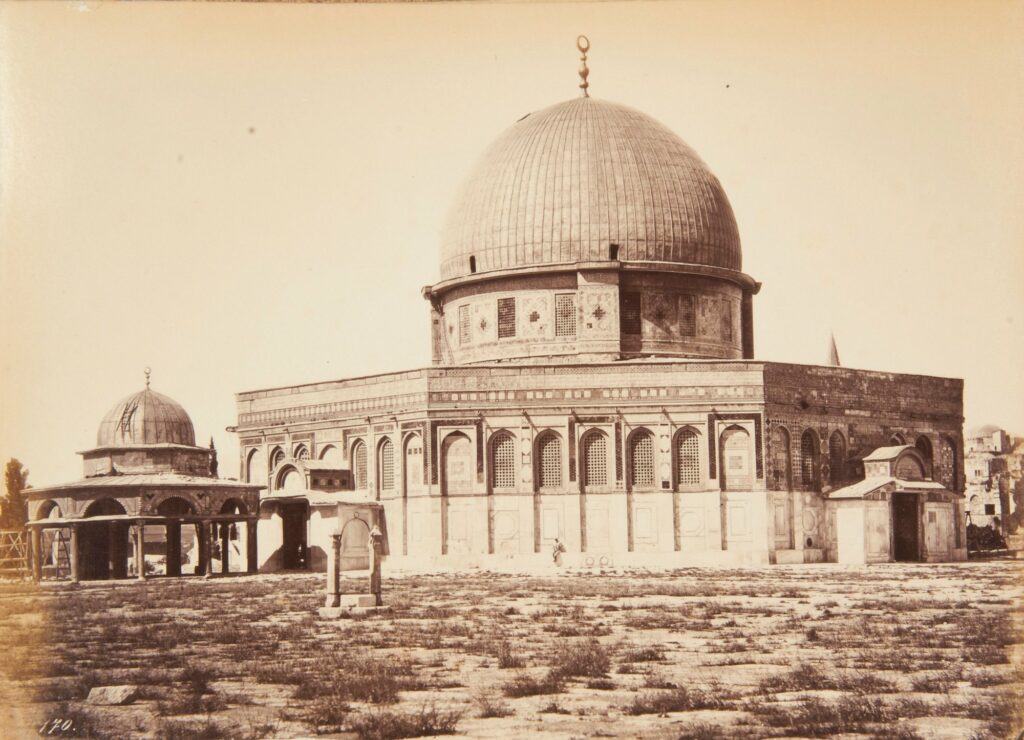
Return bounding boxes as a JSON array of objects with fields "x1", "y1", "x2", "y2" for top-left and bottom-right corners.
[
  {"x1": 377, "y1": 438, "x2": 395, "y2": 498},
  {"x1": 627, "y1": 428, "x2": 656, "y2": 490},
  {"x1": 720, "y1": 425, "x2": 752, "y2": 491},
  {"x1": 85, "y1": 498, "x2": 127, "y2": 517},
  {"x1": 340, "y1": 518, "x2": 371, "y2": 570},
  {"x1": 580, "y1": 430, "x2": 609, "y2": 490},
  {"x1": 351, "y1": 440, "x2": 368, "y2": 490},
  {"x1": 270, "y1": 446, "x2": 285, "y2": 469},
  {"x1": 277, "y1": 466, "x2": 305, "y2": 493},
  {"x1": 770, "y1": 426, "x2": 792, "y2": 490},
  {"x1": 219, "y1": 498, "x2": 248, "y2": 516},
  {"x1": 36, "y1": 500, "x2": 62, "y2": 520},
  {"x1": 890, "y1": 433, "x2": 907, "y2": 446},
  {"x1": 674, "y1": 427, "x2": 702, "y2": 490},
  {"x1": 915, "y1": 435, "x2": 933, "y2": 477},
  {"x1": 246, "y1": 449, "x2": 267, "y2": 486},
  {"x1": 534, "y1": 431, "x2": 563, "y2": 491},
  {"x1": 442, "y1": 432, "x2": 474, "y2": 495},
  {"x1": 896, "y1": 453, "x2": 926, "y2": 481},
  {"x1": 800, "y1": 429, "x2": 820, "y2": 491},
  {"x1": 828, "y1": 430, "x2": 847, "y2": 487},
  {"x1": 319, "y1": 444, "x2": 343, "y2": 466},
  {"x1": 489, "y1": 431, "x2": 516, "y2": 491},
  {"x1": 294, "y1": 444, "x2": 310, "y2": 461},
  {"x1": 403, "y1": 433, "x2": 424, "y2": 494}
]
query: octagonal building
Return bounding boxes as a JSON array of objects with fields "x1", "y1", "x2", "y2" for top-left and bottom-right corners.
[{"x1": 233, "y1": 67, "x2": 966, "y2": 571}]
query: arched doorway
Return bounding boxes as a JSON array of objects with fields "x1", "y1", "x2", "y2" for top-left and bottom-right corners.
[
  {"x1": 340, "y1": 518, "x2": 371, "y2": 571},
  {"x1": 720, "y1": 426, "x2": 752, "y2": 491},
  {"x1": 80, "y1": 498, "x2": 128, "y2": 580},
  {"x1": 441, "y1": 432, "x2": 473, "y2": 555},
  {"x1": 217, "y1": 499, "x2": 249, "y2": 574}
]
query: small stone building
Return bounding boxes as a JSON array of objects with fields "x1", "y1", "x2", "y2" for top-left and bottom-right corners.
[
  {"x1": 27, "y1": 381, "x2": 261, "y2": 581},
  {"x1": 231, "y1": 78, "x2": 967, "y2": 570}
]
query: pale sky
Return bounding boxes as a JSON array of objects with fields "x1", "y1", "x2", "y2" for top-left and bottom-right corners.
[{"x1": 1, "y1": 0, "x2": 1022, "y2": 487}]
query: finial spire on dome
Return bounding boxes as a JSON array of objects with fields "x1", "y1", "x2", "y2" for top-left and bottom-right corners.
[
  {"x1": 144, "y1": 366, "x2": 151, "y2": 388},
  {"x1": 576, "y1": 35, "x2": 590, "y2": 98}
]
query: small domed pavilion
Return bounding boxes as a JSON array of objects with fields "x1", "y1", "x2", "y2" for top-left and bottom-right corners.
[{"x1": 26, "y1": 374, "x2": 262, "y2": 581}]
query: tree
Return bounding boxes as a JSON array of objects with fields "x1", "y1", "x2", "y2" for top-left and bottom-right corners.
[
  {"x1": 209, "y1": 438, "x2": 218, "y2": 478},
  {"x1": 1, "y1": 459, "x2": 30, "y2": 529}
]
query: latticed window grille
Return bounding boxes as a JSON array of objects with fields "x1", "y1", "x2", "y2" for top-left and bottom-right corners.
[
  {"x1": 497, "y1": 298, "x2": 516, "y2": 339},
  {"x1": 629, "y1": 432, "x2": 655, "y2": 487},
  {"x1": 491, "y1": 434, "x2": 516, "y2": 488},
  {"x1": 352, "y1": 441, "x2": 368, "y2": 489},
  {"x1": 379, "y1": 439, "x2": 395, "y2": 490},
  {"x1": 620, "y1": 292, "x2": 641, "y2": 335},
  {"x1": 679, "y1": 294, "x2": 696, "y2": 337},
  {"x1": 295, "y1": 445, "x2": 310, "y2": 461},
  {"x1": 271, "y1": 448, "x2": 285, "y2": 468},
  {"x1": 800, "y1": 431, "x2": 817, "y2": 487},
  {"x1": 537, "y1": 434, "x2": 562, "y2": 488},
  {"x1": 583, "y1": 433, "x2": 608, "y2": 487},
  {"x1": 554, "y1": 293, "x2": 577, "y2": 337},
  {"x1": 458, "y1": 305, "x2": 471, "y2": 345},
  {"x1": 676, "y1": 429, "x2": 700, "y2": 486}
]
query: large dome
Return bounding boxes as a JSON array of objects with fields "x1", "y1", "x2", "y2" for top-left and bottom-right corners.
[
  {"x1": 440, "y1": 97, "x2": 741, "y2": 282},
  {"x1": 96, "y1": 388, "x2": 196, "y2": 447}
]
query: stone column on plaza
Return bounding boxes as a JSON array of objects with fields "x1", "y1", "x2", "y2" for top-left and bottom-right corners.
[
  {"x1": 246, "y1": 520, "x2": 258, "y2": 574},
  {"x1": 30, "y1": 526, "x2": 42, "y2": 582},
  {"x1": 68, "y1": 524, "x2": 80, "y2": 583},
  {"x1": 135, "y1": 521, "x2": 146, "y2": 580},
  {"x1": 325, "y1": 532, "x2": 342, "y2": 608}
]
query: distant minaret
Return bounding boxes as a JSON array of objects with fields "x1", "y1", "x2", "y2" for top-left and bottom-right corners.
[{"x1": 828, "y1": 333, "x2": 841, "y2": 367}]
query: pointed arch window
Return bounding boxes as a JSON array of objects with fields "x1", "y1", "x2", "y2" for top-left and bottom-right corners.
[
  {"x1": 800, "y1": 430, "x2": 819, "y2": 490},
  {"x1": 536, "y1": 432, "x2": 562, "y2": 489},
  {"x1": 675, "y1": 428, "x2": 701, "y2": 488},
  {"x1": 582, "y1": 431, "x2": 608, "y2": 488},
  {"x1": 352, "y1": 440, "x2": 368, "y2": 490},
  {"x1": 629, "y1": 430, "x2": 655, "y2": 488},
  {"x1": 490, "y1": 432, "x2": 516, "y2": 489},
  {"x1": 378, "y1": 439, "x2": 395, "y2": 492}
]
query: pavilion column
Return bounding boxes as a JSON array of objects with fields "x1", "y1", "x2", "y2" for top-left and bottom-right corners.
[
  {"x1": 201, "y1": 520, "x2": 213, "y2": 577},
  {"x1": 69, "y1": 524, "x2": 80, "y2": 583},
  {"x1": 246, "y1": 519, "x2": 258, "y2": 574},
  {"x1": 166, "y1": 521, "x2": 182, "y2": 577},
  {"x1": 135, "y1": 522, "x2": 146, "y2": 580},
  {"x1": 220, "y1": 523, "x2": 231, "y2": 574},
  {"x1": 30, "y1": 527, "x2": 42, "y2": 582}
]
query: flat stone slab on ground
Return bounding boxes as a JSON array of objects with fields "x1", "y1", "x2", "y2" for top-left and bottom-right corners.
[{"x1": 86, "y1": 685, "x2": 138, "y2": 706}]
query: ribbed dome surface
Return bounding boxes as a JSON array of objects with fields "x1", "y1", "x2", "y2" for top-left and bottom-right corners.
[
  {"x1": 96, "y1": 388, "x2": 196, "y2": 447},
  {"x1": 441, "y1": 97, "x2": 741, "y2": 281}
]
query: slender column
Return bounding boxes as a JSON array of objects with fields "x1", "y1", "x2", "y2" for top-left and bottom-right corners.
[
  {"x1": 69, "y1": 524, "x2": 80, "y2": 583},
  {"x1": 30, "y1": 527, "x2": 42, "y2": 582},
  {"x1": 368, "y1": 526, "x2": 383, "y2": 606},
  {"x1": 201, "y1": 520, "x2": 214, "y2": 577},
  {"x1": 325, "y1": 532, "x2": 342, "y2": 608},
  {"x1": 220, "y1": 523, "x2": 231, "y2": 574},
  {"x1": 135, "y1": 522, "x2": 146, "y2": 580},
  {"x1": 246, "y1": 519, "x2": 258, "y2": 574}
]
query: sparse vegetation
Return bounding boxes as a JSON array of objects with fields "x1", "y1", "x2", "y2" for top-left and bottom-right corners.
[{"x1": 1, "y1": 563, "x2": 1020, "y2": 738}]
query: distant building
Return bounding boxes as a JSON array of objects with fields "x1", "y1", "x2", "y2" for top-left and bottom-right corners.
[
  {"x1": 965, "y1": 425, "x2": 1023, "y2": 531},
  {"x1": 231, "y1": 57, "x2": 968, "y2": 569}
]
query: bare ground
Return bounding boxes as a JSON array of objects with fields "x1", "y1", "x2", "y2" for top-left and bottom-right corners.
[{"x1": 1, "y1": 561, "x2": 1021, "y2": 739}]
